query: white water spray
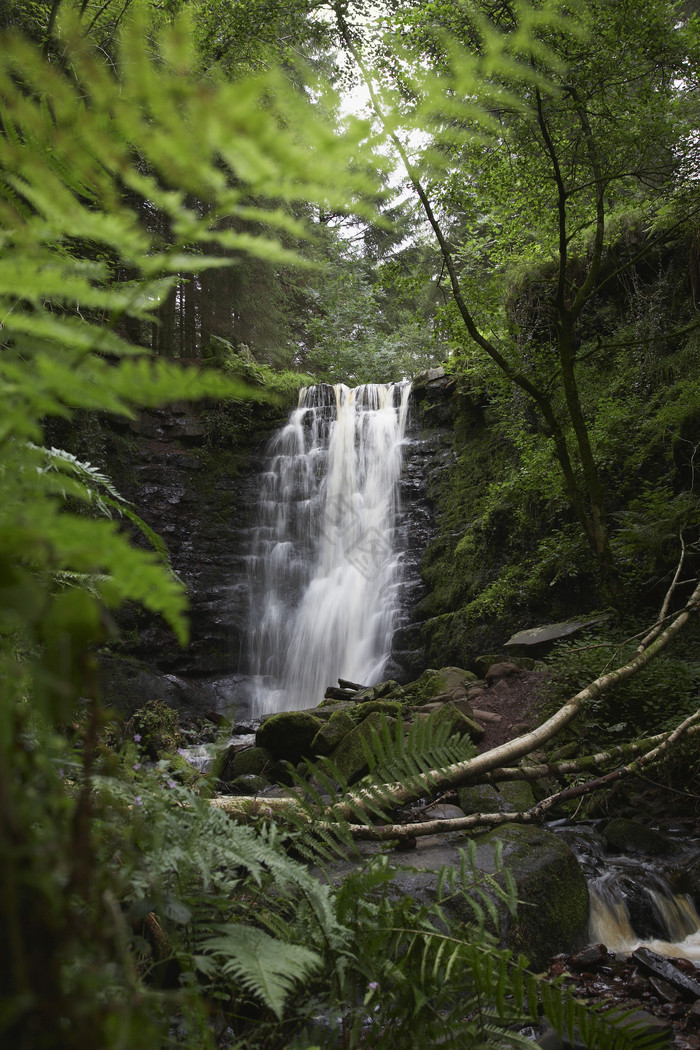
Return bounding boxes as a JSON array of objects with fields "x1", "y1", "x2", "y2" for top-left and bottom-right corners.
[{"x1": 247, "y1": 381, "x2": 412, "y2": 715}]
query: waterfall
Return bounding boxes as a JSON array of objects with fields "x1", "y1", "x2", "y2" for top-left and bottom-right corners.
[
  {"x1": 246, "y1": 381, "x2": 412, "y2": 716},
  {"x1": 588, "y1": 868, "x2": 700, "y2": 962},
  {"x1": 554, "y1": 823, "x2": 700, "y2": 962}
]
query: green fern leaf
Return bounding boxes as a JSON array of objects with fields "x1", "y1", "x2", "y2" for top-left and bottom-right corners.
[{"x1": 200, "y1": 923, "x2": 321, "y2": 1019}]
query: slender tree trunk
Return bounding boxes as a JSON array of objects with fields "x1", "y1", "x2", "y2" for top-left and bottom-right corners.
[{"x1": 558, "y1": 315, "x2": 619, "y2": 597}]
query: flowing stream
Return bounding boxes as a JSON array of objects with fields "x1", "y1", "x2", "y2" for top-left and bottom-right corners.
[
  {"x1": 246, "y1": 381, "x2": 412, "y2": 716},
  {"x1": 556, "y1": 823, "x2": 700, "y2": 961}
]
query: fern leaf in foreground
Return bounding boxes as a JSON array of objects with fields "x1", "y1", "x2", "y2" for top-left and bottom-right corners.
[{"x1": 198, "y1": 924, "x2": 321, "y2": 1019}]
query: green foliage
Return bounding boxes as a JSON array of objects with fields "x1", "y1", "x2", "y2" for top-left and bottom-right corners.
[
  {"x1": 0, "y1": 13, "x2": 382, "y2": 1048},
  {"x1": 544, "y1": 625, "x2": 700, "y2": 745}
]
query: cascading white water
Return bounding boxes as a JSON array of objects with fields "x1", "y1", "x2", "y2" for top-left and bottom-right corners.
[
  {"x1": 588, "y1": 868, "x2": 700, "y2": 962},
  {"x1": 246, "y1": 381, "x2": 412, "y2": 715}
]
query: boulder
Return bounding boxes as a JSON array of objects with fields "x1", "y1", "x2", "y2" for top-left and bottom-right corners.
[
  {"x1": 328, "y1": 711, "x2": 394, "y2": 784},
  {"x1": 458, "y1": 783, "x2": 513, "y2": 815},
  {"x1": 340, "y1": 824, "x2": 589, "y2": 969},
  {"x1": 504, "y1": 616, "x2": 608, "y2": 658},
  {"x1": 433, "y1": 702, "x2": 484, "y2": 744},
  {"x1": 602, "y1": 818, "x2": 669, "y2": 856},
  {"x1": 255, "y1": 710, "x2": 324, "y2": 763},
  {"x1": 473, "y1": 824, "x2": 589, "y2": 967},
  {"x1": 497, "y1": 780, "x2": 536, "y2": 812},
  {"x1": 355, "y1": 700, "x2": 404, "y2": 721},
  {"x1": 310, "y1": 711, "x2": 356, "y2": 756},
  {"x1": 485, "y1": 661, "x2": 521, "y2": 684},
  {"x1": 219, "y1": 744, "x2": 273, "y2": 782},
  {"x1": 402, "y1": 666, "x2": 478, "y2": 703},
  {"x1": 230, "y1": 774, "x2": 270, "y2": 794}
]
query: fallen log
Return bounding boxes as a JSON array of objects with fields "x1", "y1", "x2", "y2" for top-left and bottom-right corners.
[
  {"x1": 211, "y1": 580, "x2": 700, "y2": 832},
  {"x1": 346, "y1": 708, "x2": 700, "y2": 842}
]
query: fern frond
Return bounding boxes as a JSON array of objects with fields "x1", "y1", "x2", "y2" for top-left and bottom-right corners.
[{"x1": 198, "y1": 923, "x2": 321, "y2": 1019}]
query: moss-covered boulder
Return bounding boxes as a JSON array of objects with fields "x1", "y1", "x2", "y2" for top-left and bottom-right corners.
[
  {"x1": 352, "y1": 824, "x2": 589, "y2": 970},
  {"x1": 433, "y1": 702, "x2": 484, "y2": 743},
  {"x1": 354, "y1": 680, "x2": 401, "y2": 702},
  {"x1": 219, "y1": 744, "x2": 273, "y2": 782},
  {"x1": 474, "y1": 824, "x2": 589, "y2": 967},
  {"x1": 497, "y1": 781, "x2": 536, "y2": 811},
  {"x1": 310, "y1": 711, "x2": 356, "y2": 756},
  {"x1": 602, "y1": 819, "x2": 669, "y2": 856},
  {"x1": 256, "y1": 710, "x2": 324, "y2": 763},
  {"x1": 329, "y1": 711, "x2": 394, "y2": 784},
  {"x1": 230, "y1": 774, "x2": 270, "y2": 794},
  {"x1": 403, "y1": 666, "x2": 478, "y2": 703},
  {"x1": 458, "y1": 783, "x2": 512, "y2": 814},
  {"x1": 356, "y1": 700, "x2": 404, "y2": 721}
]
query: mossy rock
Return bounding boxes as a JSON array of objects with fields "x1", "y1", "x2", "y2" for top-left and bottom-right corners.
[
  {"x1": 355, "y1": 700, "x2": 404, "y2": 721},
  {"x1": 360, "y1": 824, "x2": 588, "y2": 970},
  {"x1": 310, "y1": 711, "x2": 356, "y2": 756},
  {"x1": 473, "y1": 654, "x2": 503, "y2": 678},
  {"x1": 458, "y1": 783, "x2": 512, "y2": 815},
  {"x1": 602, "y1": 818, "x2": 669, "y2": 856},
  {"x1": 161, "y1": 749, "x2": 203, "y2": 789},
  {"x1": 473, "y1": 824, "x2": 589, "y2": 968},
  {"x1": 256, "y1": 710, "x2": 324, "y2": 763},
  {"x1": 230, "y1": 774, "x2": 270, "y2": 794},
  {"x1": 329, "y1": 711, "x2": 395, "y2": 785},
  {"x1": 433, "y1": 702, "x2": 484, "y2": 744},
  {"x1": 403, "y1": 666, "x2": 478, "y2": 703},
  {"x1": 125, "y1": 699, "x2": 182, "y2": 760},
  {"x1": 497, "y1": 780, "x2": 536, "y2": 812},
  {"x1": 219, "y1": 745, "x2": 273, "y2": 782}
]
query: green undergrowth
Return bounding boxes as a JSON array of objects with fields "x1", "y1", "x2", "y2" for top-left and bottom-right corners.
[{"x1": 537, "y1": 619, "x2": 700, "y2": 755}]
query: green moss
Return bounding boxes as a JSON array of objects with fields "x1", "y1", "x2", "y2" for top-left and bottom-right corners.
[
  {"x1": 124, "y1": 700, "x2": 182, "y2": 760},
  {"x1": 310, "y1": 711, "x2": 355, "y2": 755},
  {"x1": 475, "y1": 824, "x2": 589, "y2": 968},
  {"x1": 256, "y1": 711, "x2": 324, "y2": 763},
  {"x1": 219, "y1": 745, "x2": 273, "y2": 782},
  {"x1": 329, "y1": 712, "x2": 394, "y2": 785},
  {"x1": 355, "y1": 700, "x2": 404, "y2": 720}
]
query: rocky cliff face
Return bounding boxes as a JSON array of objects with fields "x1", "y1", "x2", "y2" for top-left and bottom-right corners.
[{"x1": 100, "y1": 377, "x2": 460, "y2": 721}]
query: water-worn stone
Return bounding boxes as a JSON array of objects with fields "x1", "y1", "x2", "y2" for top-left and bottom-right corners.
[
  {"x1": 256, "y1": 710, "x2": 324, "y2": 763},
  {"x1": 333, "y1": 824, "x2": 589, "y2": 969},
  {"x1": 485, "y1": 661, "x2": 521, "y2": 684},
  {"x1": 603, "y1": 818, "x2": 669, "y2": 856},
  {"x1": 473, "y1": 654, "x2": 503, "y2": 678},
  {"x1": 497, "y1": 780, "x2": 536, "y2": 812},
  {"x1": 219, "y1": 744, "x2": 273, "y2": 782},
  {"x1": 632, "y1": 947, "x2": 700, "y2": 1000},
  {"x1": 458, "y1": 783, "x2": 513, "y2": 814},
  {"x1": 568, "y1": 943, "x2": 610, "y2": 970}
]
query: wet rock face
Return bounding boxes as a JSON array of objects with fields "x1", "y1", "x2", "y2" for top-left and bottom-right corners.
[
  {"x1": 102, "y1": 403, "x2": 282, "y2": 720},
  {"x1": 387, "y1": 392, "x2": 463, "y2": 682}
]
